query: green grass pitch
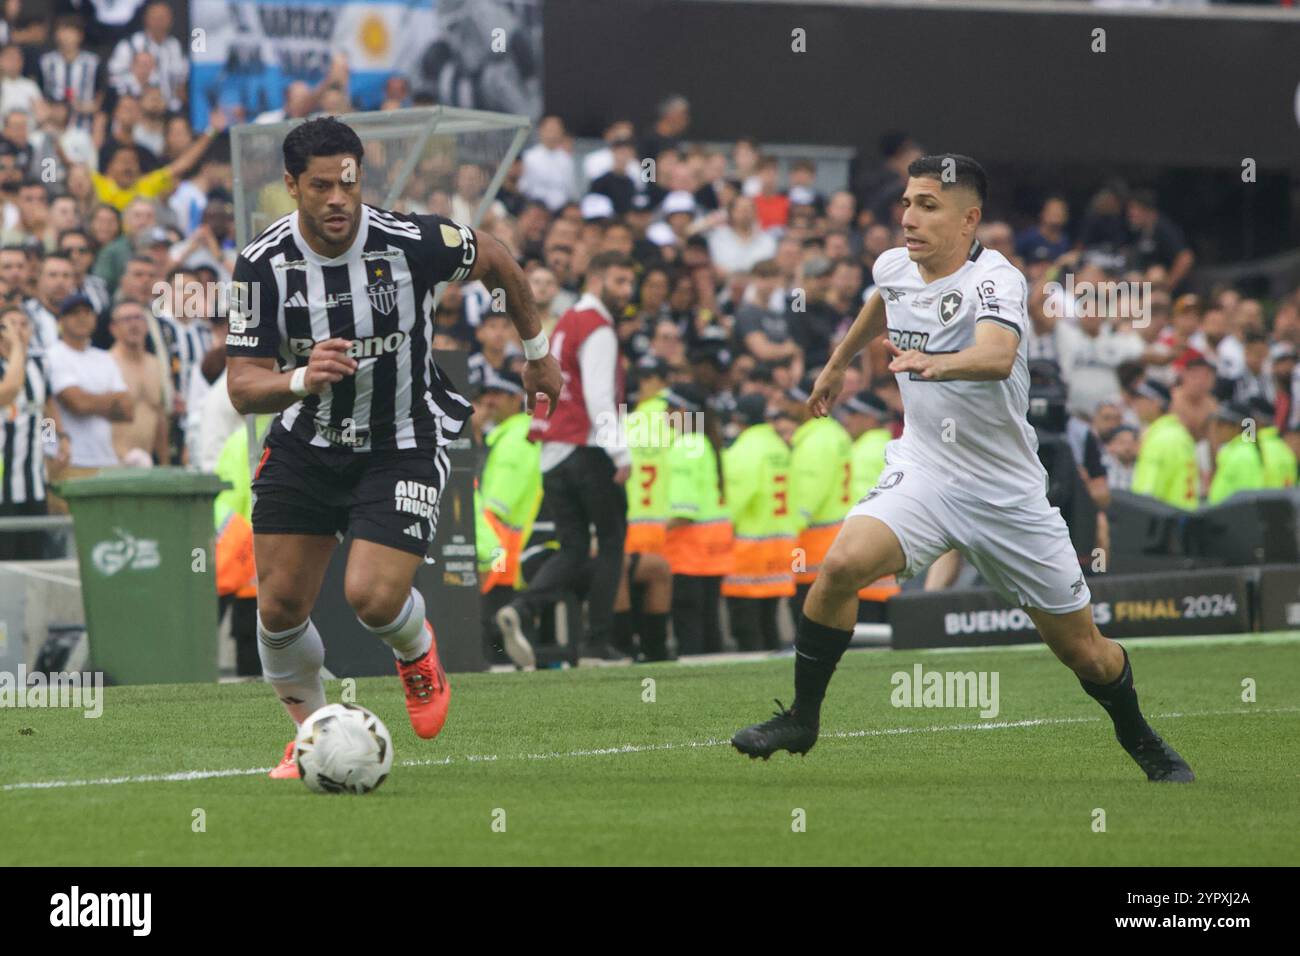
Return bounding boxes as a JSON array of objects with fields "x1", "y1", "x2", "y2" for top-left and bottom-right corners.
[{"x1": 3, "y1": 634, "x2": 1297, "y2": 866}]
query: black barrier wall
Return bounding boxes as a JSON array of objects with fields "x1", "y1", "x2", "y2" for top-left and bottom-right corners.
[
  {"x1": 545, "y1": 0, "x2": 1300, "y2": 170},
  {"x1": 890, "y1": 568, "x2": 1254, "y2": 648}
]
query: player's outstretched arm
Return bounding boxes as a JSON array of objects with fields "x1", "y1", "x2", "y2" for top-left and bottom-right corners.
[
  {"x1": 467, "y1": 230, "x2": 562, "y2": 416},
  {"x1": 807, "y1": 290, "x2": 887, "y2": 416}
]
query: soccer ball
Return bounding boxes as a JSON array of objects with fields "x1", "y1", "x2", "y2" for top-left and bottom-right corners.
[{"x1": 294, "y1": 703, "x2": 394, "y2": 795}]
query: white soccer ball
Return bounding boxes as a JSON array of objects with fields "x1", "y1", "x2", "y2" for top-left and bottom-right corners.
[{"x1": 294, "y1": 703, "x2": 394, "y2": 795}]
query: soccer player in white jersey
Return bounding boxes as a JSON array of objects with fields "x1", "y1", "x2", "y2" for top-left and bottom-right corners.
[
  {"x1": 733, "y1": 155, "x2": 1193, "y2": 782},
  {"x1": 226, "y1": 118, "x2": 562, "y2": 777}
]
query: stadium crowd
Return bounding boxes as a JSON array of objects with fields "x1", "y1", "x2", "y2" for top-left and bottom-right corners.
[{"x1": 0, "y1": 2, "x2": 1296, "y2": 664}]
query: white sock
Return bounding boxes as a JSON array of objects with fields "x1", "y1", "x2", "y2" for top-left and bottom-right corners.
[
  {"x1": 362, "y1": 588, "x2": 432, "y2": 663},
  {"x1": 257, "y1": 615, "x2": 326, "y2": 725}
]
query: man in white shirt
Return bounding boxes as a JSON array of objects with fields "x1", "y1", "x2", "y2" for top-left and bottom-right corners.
[
  {"x1": 0, "y1": 44, "x2": 44, "y2": 121},
  {"x1": 707, "y1": 195, "x2": 777, "y2": 275},
  {"x1": 518, "y1": 115, "x2": 577, "y2": 212},
  {"x1": 107, "y1": 1, "x2": 188, "y2": 113},
  {"x1": 1055, "y1": 306, "x2": 1146, "y2": 418},
  {"x1": 47, "y1": 293, "x2": 133, "y2": 475}
]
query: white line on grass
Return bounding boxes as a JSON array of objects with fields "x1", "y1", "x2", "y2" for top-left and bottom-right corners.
[{"x1": 5, "y1": 705, "x2": 1297, "y2": 794}]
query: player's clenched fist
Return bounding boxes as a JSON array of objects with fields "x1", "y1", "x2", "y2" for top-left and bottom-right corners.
[
  {"x1": 305, "y1": 337, "x2": 358, "y2": 393},
  {"x1": 522, "y1": 352, "x2": 563, "y2": 417}
]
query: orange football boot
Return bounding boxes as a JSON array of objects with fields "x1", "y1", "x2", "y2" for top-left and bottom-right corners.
[
  {"x1": 269, "y1": 740, "x2": 299, "y2": 779},
  {"x1": 396, "y1": 621, "x2": 451, "y2": 739}
]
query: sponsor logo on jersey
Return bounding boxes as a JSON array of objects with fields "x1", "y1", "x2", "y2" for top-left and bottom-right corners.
[
  {"x1": 273, "y1": 258, "x2": 308, "y2": 271},
  {"x1": 362, "y1": 249, "x2": 403, "y2": 261},
  {"x1": 394, "y1": 479, "x2": 440, "y2": 519},
  {"x1": 325, "y1": 291, "x2": 353, "y2": 309},
  {"x1": 288, "y1": 332, "x2": 408, "y2": 358},
  {"x1": 226, "y1": 334, "x2": 260, "y2": 347},
  {"x1": 888, "y1": 329, "x2": 930, "y2": 352},
  {"x1": 882, "y1": 287, "x2": 905, "y2": 302},
  {"x1": 976, "y1": 279, "x2": 1000, "y2": 314},
  {"x1": 939, "y1": 290, "x2": 963, "y2": 324},
  {"x1": 283, "y1": 290, "x2": 309, "y2": 309}
]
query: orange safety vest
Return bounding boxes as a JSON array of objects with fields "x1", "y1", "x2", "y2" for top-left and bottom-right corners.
[
  {"x1": 216, "y1": 511, "x2": 257, "y2": 599},
  {"x1": 480, "y1": 510, "x2": 524, "y2": 593},
  {"x1": 722, "y1": 534, "x2": 796, "y2": 598},
  {"x1": 665, "y1": 517, "x2": 733, "y2": 576},
  {"x1": 626, "y1": 518, "x2": 667, "y2": 555}
]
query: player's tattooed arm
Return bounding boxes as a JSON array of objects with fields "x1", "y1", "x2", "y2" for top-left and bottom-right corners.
[
  {"x1": 468, "y1": 230, "x2": 543, "y2": 342},
  {"x1": 887, "y1": 320, "x2": 1018, "y2": 382},
  {"x1": 467, "y1": 229, "x2": 562, "y2": 415}
]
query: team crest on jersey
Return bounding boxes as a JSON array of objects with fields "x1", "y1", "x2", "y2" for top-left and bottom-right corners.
[
  {"x1": 367, "y1": 274, "x2": 398, "y2": 315},
  {"x1": 939, "y1": 290, "x2": 963, "y2": 325}
]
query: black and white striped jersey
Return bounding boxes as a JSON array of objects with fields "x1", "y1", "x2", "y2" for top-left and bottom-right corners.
[
  {"x1": 0, "y1": 353, "x2": 49, "y2": 505},
  {"x1": 38, "y1": 50, "x2": 101, "y2": 131},
  {"x1": 226, "y1": 204, "x2": 478, "y2": 453},
  {"x1": 157, "y1": 313, "x2": 213, "y2": 414}
]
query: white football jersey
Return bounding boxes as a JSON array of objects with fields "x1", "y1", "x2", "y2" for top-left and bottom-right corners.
[{"x1": 872, "y1": 241, "x2": 1048, "y2": 507}]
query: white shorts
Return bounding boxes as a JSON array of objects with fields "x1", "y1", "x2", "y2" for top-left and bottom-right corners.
[{"x1": 847, "y1": 462, "x2": 1092, "y2": 614}]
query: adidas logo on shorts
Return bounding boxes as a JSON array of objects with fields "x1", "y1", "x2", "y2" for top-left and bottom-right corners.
[{"x1": 404, "y1": 523, "x2": 426, "y2": 540}]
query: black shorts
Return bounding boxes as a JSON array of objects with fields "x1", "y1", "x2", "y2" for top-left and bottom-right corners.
[{"x1": 251, "y1": 427, "x2": 449, "y2": 556}]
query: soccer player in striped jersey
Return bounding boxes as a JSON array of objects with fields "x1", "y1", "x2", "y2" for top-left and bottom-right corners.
[{"x1": 226, "y1": 117, "x2": 561, "y2": 777}]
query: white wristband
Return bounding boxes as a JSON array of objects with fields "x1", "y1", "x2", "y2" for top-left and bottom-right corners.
[
  {"x1": 522, "y1": 331, "x2": 549, "y2": 361},
  {"x1": 289, "y1": 366, "x2": 309, "y2": 398}
]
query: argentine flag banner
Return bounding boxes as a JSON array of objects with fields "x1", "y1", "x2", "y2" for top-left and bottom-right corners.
[{"x1": 188, "y1": 0, "x2": 439, "y2": 128}]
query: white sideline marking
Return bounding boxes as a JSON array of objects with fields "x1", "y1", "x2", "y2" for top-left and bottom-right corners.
[{"x1": 5, "y1": 705, "x2": 1297, "y2": 794}]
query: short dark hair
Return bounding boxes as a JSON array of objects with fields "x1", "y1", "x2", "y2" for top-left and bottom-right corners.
[
  {"x1": 588, "y1": 251, "x2": 636, "y2": 275},
  {"x1": 906, "y1": 154, "x2": 988, "y2": 206},
  {"x1": 283, "y1": 117, "x2": 365, "y2": 179}
]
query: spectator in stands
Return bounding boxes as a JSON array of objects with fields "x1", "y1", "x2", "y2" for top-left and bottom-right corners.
[
  {"x1": 93, "y1": 195, "x2": 153, "y2": 290},
  {"x1": 1056, "y1": 299, "x2": 1146, "y2": 416},
  {"x1": 752, "y1": 156, "x2": 789, "y2": 231},
  {"x1": 582, "y1": 118, "x2": 635, "y2": 182},
  {"x1": 1, "y1": 178, "x2": 47, "y2": 246},
  {"x1": 588, "y1": 137, "x2": 639, "y2": 216},
  {"x1": 1017, "y1": 195, "x2": 1071, "y2": 267},
  {"x1": 639, "y1": 94, "x2": 690, "y2": 162},
  {"x1": 25, "y1": 252, "x2": 77, "y2": 354},
  {"x1": 0, "y1": 43, "x2": 43, "y2": 120},
  {"x1": 83, "y1": 109, "x2": 225, "y2": 212},
  {"x1": 1191, "y1": 302, "x2": 1245, "y2": 379},
  {"x1": 39, "y1": 15, "x2": 101, "y2": 133},
  {"x1": 47, "y1": 292, "x2": 131, "y2": 484},
  {"x1": 519, "y1": 115, "x2": 576, "y2": 213},
  {"x1": 0, "y1": 303, "x2": 65, "y2": 558},
  {"x1": 106, "y1": 298, "x2": 164, "y2": 465},
  {"x1": 1125, "y1": 188, "x2": 1193, "y2": 291},
  {"x1": 1103, "y1": 425, "x2": 1138, "y2": 492},
  {"x1": 707, "y1": 194, "x2": 775, "y2": 275},
  {"x1": 107, "y1": 0, "x2": 187, "y2": 112},
  {"x1": 1131, "y1": 378, "x2": 1199, "y2": 510},
  {"x1": 787, "y1": 255, "x2": 838, "y2": 369}
]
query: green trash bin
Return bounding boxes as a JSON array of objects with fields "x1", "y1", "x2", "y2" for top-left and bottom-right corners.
[{"x1": 56, "y1": 468, "x2": 229, "y2": 684}]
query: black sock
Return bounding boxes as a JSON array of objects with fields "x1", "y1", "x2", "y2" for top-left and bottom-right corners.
[
  {"x1": 612, "y1": 610, "x2": 637, "y2": 654},
  {"x1": 791, "y1": 614, "x2": 854, "y2": 728},
  {"x1": 1078, "y1": 645, "x2": 1152, "y2": 745},
  {"x1": 639, "y1": 612, "x2": 669, "y2": 660}
]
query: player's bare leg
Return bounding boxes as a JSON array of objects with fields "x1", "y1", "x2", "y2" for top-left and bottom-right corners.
[
  {"x1": 254, "y1": 532, "x2": 338, "y2": 777},
  {"x1": 924, "y1": 548, "x2": 963, "y2": 590},
  {"x1": 345, "y1": 540, "x2": 450, "y2": 740},
  {"x1": 733, "y1": 515, "x2": 905, "y2": 759},
  {"x1": 1027, "y1": 605, "x2": 1194, "y2": 782}
]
